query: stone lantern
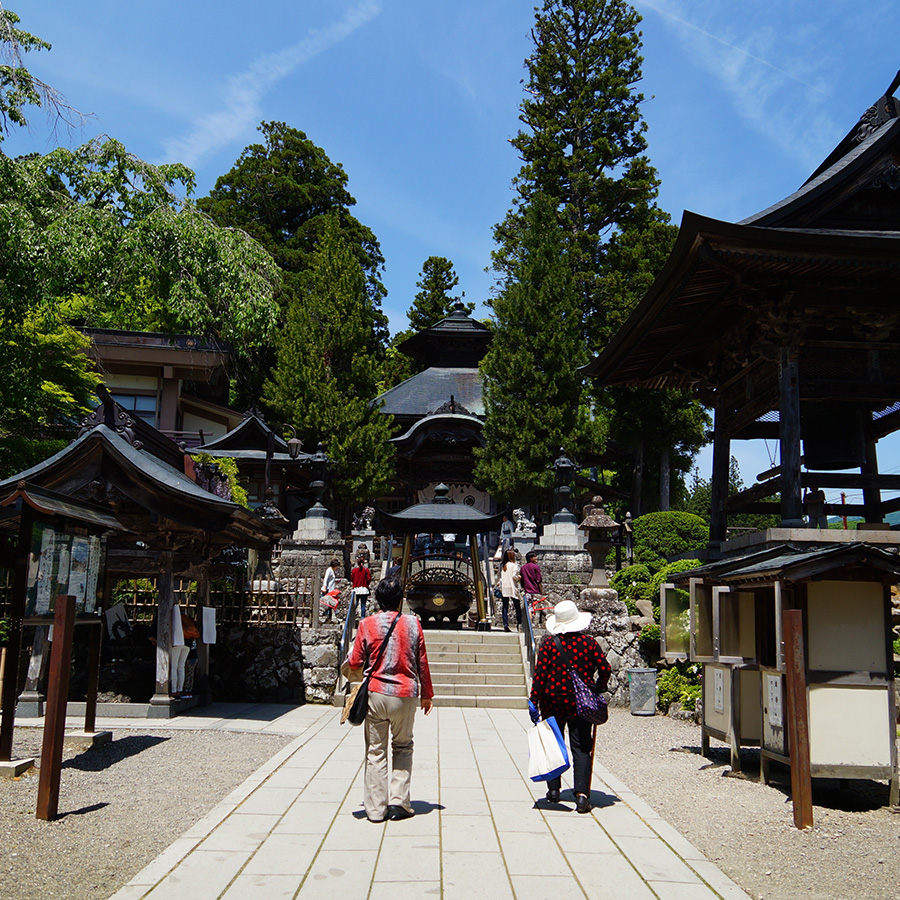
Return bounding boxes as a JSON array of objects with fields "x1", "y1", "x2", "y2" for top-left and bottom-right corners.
[
  {"x1": 579, "y1": 496, "x2": 619, "y2": 588},
  {"x1": 551, "y1": 447, "x2": 577, "y2": 524},
  {"x1": 306, "y1": 443, "x2": 331, "y2": 520}
]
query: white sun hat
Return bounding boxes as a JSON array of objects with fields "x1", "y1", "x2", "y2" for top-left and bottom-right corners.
[{"x1": 546, "y1": 600, "x2": 592, "y2": 635}]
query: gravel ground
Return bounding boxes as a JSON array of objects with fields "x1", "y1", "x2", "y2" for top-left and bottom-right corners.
[
  {"x1": 0, "y1": 728, "x2": 293, "y2": 900},
  {"x1": 599, "y1": 707, "x2": 900, "y2": 900},
  {"x1": 2, "y1": 710, "x2": 899, "y2": 900}
]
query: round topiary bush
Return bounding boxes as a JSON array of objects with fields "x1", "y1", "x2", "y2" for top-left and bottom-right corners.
[{"x1": 632, "y1": 511, "x2": 709, "y2": 571}]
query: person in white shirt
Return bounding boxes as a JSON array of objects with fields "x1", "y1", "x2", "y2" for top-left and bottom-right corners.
[{"x1": 499, "y1": 549, "x2": 522, "y2": 632}]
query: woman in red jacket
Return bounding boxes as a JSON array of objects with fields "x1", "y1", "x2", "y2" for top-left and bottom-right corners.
[{"x1": 529, "y1": 600, "x2": 611, "y2": 814}]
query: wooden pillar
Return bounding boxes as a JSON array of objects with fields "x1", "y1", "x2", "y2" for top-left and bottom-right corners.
[
  {"x1": 469, "y1": 534, "x2": 490, "y2": 631},
  {"x1": 862, "y1": 427, "x2": 883, "y2": 524},
  {"x1": 399, "y1": 534, "x2": 412, "y2": 587},
  {"x1": 36, "y1": 595, "x2": 76, "y2": 821},
  {"x1": 83, "y1": 622, "x2": 102, "y2": 734},
  {"x1": 659, "y1": 447, "x2": 671, "y2": 512},
  {"x1": 631, "y1": 442, "x2": 644, "y2": 517},
  {"x1": 151, "y1": 551, "x2": 174, "y2": 705},
  {"x1": 19, "y1": 625, "x2": 51, "y2": 712},
  {"x1": 0, "y1": 510, "x2": 32, "y2": 762},
  {"x1": 195, "y1": 568, "x2": 212, "y2": 706},
  {"x1": 709, "y1": 403, "x2": 731, "y2": 547},
  {"x1": 784, "y1": 609, "x2": 813, "y2": 830},
  {"x1": 779, "y1": 348, "x2": 804, "y2": 526}
]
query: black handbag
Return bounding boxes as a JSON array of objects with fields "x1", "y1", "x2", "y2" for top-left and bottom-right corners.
[
  {"x1": 347, "y1": 612, "x2": 402, "y2": 726},
  {"x1": 552, "y1": 635, "x2": 608, "y2": 725}
]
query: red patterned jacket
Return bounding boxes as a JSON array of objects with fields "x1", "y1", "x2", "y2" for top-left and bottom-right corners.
[
  {"x1": 530, "y1": 632, "x2": 610, "y2": 722},
  {"x1": 348, "y1": 611, "x2": 434, "y2": 700}
]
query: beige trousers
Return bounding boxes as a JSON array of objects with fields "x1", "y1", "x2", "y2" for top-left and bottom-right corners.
[{"x1": 364, "y1": 693, "x2": 417, "y2": 821}]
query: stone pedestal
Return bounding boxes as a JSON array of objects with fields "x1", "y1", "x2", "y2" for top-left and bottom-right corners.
[
  {"x1": 581, "y1": 585, "x2": 653, "y2": 708},
  {"x1": 292, "y1": 517, "x2": 341, "y2": 543},
  {"x1": 539, "y1": 519, "x2": 585, "y2": 551},
  {"x1": 351, "y1": 528, "x2": 376, "y2": 562}
]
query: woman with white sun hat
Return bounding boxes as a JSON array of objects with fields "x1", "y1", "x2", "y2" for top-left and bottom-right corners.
[{"x1": 529, "y1": 599, "x2": 611, "y2": 814}]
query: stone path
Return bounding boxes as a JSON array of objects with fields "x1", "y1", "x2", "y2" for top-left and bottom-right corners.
[{"x1": 44, "y1": 703, "x2": 750, "y2": 900}]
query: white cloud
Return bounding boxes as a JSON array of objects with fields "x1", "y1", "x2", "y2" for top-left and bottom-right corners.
[
  {"x1": 637, "y1": 0, "x2": 839, "y2": 171},
  {"x1": 161, "y1": 1, "x2": 380, "y2": 167}
]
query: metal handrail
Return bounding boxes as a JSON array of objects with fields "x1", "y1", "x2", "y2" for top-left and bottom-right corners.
[{"x1": 522, "y1": 596, "x2": 538, "y2": 678}]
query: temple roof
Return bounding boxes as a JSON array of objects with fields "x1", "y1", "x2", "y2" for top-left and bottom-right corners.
[
  {"x1": 376, "y1": 484, "x2": 505, "y2": 534},
  {"x1": 583, "y1": 80, "x2": 900, "y2": 393},
  {"x1": 0, "y1": 425, "x2": 285, "y2": 549},
  {"x1": 197, "y1": 412, "x2": 311, "y2": 464},
  {"x1": 378, "y1": 369, "x2": 484, "y2": 420},
  {"x1": 396, "y1": 304, "x2": 492, "y2": 368}
]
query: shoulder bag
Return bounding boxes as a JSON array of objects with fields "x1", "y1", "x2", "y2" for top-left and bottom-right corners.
[
  {"x1": 346, "y1": 612, "x2": 402, "y2": 726},
  {"x1": 552, "y1": 634, "x2": 608, "y2": 725}
]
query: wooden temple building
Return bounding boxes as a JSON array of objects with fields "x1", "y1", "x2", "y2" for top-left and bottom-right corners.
[
  {"x1": 376, "y1": 303, "x2": 493, "y2": 513},
  {"x1": 0, "y1": 391, "x2": 287, "y2": 719},
  {"x1": 585, "y1": 75, "x2": 900, "y2": 815},
  {"x1": 585, "y1": 74, "x2": 900, "y2": 552}
]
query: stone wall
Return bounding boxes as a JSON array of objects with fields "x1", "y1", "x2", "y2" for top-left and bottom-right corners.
[
  {"x1": 209, "y1": 624, "x2": 341, "y2": 704},
  {"x1": 532, "y1": 548, "x2": 593, "y2": 606}
]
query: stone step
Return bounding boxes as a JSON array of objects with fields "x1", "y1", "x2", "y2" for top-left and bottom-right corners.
[
  {"x1": 431, "y1": 672, "x2": 524, "y2": 687},
  {"x1": 432, "y1": 682, "x2": 526, "y2": 697},
  {"x1": 432, "y1": 694, "x2": 528, "y2": 710},
  {"x1": 425, "y1": 642, "x2": 520, "y2": 654},
  {"x1": 429, "y1": 661, "x2": 523, "y2": 676},
  {"x1": 426, "y1": 650, "x2": 523, "y2": 665},
  {"x1": 423, "y1": 630, "x2": 522, "y2": 643}
]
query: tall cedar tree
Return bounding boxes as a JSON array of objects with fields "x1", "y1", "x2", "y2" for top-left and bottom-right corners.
[
  {"x1": 475, "y1": 195, "x2": 590, "y2": 501},
  {"x1": 198, "y1": 121, "x2": 388, "y2": 403},
  {"x1": 380, "y1": 256, "x2": 474, "y2": 392},
  {"x1": 491, "y1": 0, "x2": 706, "y2": 509},
  {"x1": 264, "y1": 216, "x2": 394, "y2": 505}
]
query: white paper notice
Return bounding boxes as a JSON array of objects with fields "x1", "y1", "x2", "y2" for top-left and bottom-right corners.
[
  {"x1": 713, "y1": 668, "x2": 725, "y2": 714},
  {"x1": 35, "y1": 528, "x2": 55, "y2": 614},
  {"x1": 202, "y1": 607, "x2": 217, "y2": 645},
  {"x1": 766, "y1": 673, "x2": 783, "y2": 728}
]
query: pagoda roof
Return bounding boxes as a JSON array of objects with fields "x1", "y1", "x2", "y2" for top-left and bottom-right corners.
[
  {"x1": 378, "y1": 369, "x2": 484, "y2": 420},
  {"x1": 397, "y1": 305, "x2": 492, "y2": 368}
]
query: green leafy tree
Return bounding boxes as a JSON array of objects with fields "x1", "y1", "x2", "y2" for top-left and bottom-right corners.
[
  {"x1": 264, "y1": 216, "x2": 394, "y2": 504},
  {"x1": 380, "y1": 256, "x2": 473, "y2": 392},
  {"x1": 684, "y1": 458, "x2": 780, "y2": 531},
  {"x1": 493, "y1": 0, "x2": 676, "y2": 350},
  {"x1": 488, "y1": 0, "x2": 705, "y2": 508},
  {"x1": 198, "y1": 121, "x2": 387, "y2": 324},
  {"x1": 475, "y1": 194, "x2": 591, "y2": 501},
  {"x1": 0, "y1": 309, "x2": 99, "y2": 476},
  {"x1": 0, "y1": 6, "x2": 83, "y2": 141},
  {"x1": 408, "y1": 256, "x2": 471, "y2": 333}
]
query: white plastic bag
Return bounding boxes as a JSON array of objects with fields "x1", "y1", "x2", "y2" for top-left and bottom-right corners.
[{"x1": 527, "y1": 716, "x2": 570, "y2": 782}]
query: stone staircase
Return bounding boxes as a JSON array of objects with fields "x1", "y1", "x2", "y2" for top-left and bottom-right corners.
[{"x1": 425, "y1": 629, "x2": 529, "y2": 709}]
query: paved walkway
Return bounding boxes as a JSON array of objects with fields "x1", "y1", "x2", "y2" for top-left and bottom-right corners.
[{"x1": 29, "y1": 704, "x2": 751, "y2": 900}]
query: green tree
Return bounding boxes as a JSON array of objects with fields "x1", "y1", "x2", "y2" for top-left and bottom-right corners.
[
  {"x1": 0, "y1": 6, "x2": 83, "y2": 141},
  {"x1": 198, "y1": 121, "x2": 387, "y2": 325},
  {"x1": 493, "y1": 0, "x2": 676, "y2": 350},
  {"x1": 0, "y1": 309, "x2": 98, "y2": 477},
  {"x1": 475, "y1": 194, "x2": 591, "y2": 501},
  {"x1": 684, "y1": 458, "x2": 780, "y2": 532},
  {"x1": 264, "y1": 216, "x2": 394, "y2": 505},
  {"x1": 408, "y1": 256, "x2": 471, "y2": 333},
  {"x1": 490, "y1": 0, "x2": 705, "y2": 509}
]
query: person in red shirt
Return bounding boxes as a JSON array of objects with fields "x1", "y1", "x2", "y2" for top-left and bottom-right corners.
[
  {"x1": 346, "y1": 577, "x2": 433, "y2": 822},
  {"x1": 350, "y1": 554, "x2": 372, "y2": 617},
  {"x1": 529, "y1": 600, "x2": 611, "y2": 814}
]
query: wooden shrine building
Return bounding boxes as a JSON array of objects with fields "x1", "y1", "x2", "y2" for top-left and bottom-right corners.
[{"x1": 584, "y1": 74, "x2": 900, "y2": 551}]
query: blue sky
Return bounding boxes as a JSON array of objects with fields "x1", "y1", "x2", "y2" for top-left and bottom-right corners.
[{"x1": 7, "y1": 0, "x2": 900, "y2": 496}]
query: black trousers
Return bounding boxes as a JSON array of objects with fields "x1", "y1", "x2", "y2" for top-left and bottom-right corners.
[{"x1": 547, "y1": 716, "x2": 595, "y2": 795}]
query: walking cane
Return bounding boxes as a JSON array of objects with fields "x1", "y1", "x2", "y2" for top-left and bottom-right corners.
[{"x1": 587, "y1": 723, "x2": 598, "y2": 797}]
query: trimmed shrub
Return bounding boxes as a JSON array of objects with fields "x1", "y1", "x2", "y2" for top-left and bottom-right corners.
[
  {"x1": 632, "y1": 511, "x2": 708, "y2": 571},
  {"x1": 609, "y1": 563, "x2": 652, "y2": 615},
  {"x1": 656, "y1": 660, "x2": 702, "y2": 712}
]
